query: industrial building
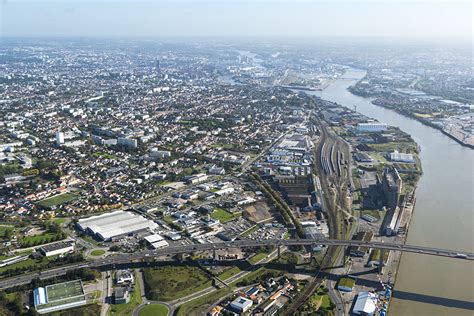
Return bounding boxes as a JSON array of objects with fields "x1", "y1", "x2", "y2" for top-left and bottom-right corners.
[
  {"x1": 357, "y1": 123, "x2": 388, "y2": 132},
  {"x1": 352, "y1": 291, "x2": 378, "y2": 315},
  {"x1": 143, "y1": 233, "x2": 169, "y2": 249},
  {"x1": 34, "y1": 280, "x2": 86, "y2": 314},
  {"x1": 39, "y1": 241, "x2": 75, "y2": 257},
  {"x1": 390, "y1": 151, "x2": 415, "y2": 163},
  {"x1": 77, "y1": 210, "x2": 158, "y2": 241}
]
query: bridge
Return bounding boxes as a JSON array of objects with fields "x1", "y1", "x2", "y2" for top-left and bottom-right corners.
[{"x1": 0, "y1": 239, "x2": 472, "y2": 290}]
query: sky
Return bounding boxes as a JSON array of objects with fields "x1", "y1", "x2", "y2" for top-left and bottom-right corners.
[{"x1": 0, "y1": 0, "x2": 472, "y2": 41}]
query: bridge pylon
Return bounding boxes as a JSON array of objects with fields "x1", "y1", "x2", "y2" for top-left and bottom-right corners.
[{"x1": 379, "y1": 249, "x2": 385, "y2": 274}]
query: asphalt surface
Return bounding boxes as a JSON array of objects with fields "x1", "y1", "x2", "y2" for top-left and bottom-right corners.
[{"x1": 0, "y1": 238, "x2": 471, "y2": 290}]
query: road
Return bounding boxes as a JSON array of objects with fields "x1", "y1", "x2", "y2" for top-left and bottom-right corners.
[
  {"x1": 0, "y1": 238, "x2": 471, "y2": 290},
  {"x1": 132, "y1": 247, "x2": 282, "y2": 316},
  {"x1": 100, "y1": 271, "x2": 112, "y2": 316},
  {"x1": 132, "y1": 269, "x2": 173, "y2": 316}
]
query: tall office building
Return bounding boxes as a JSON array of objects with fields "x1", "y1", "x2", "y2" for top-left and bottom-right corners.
[{"x1": 55, "y1": 132, "x2": 64, "y2": 145}]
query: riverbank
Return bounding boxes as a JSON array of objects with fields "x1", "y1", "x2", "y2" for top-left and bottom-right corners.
[
  {"x1": 349, "y1": 91, "x2": 474, "y2": 150},
  {"x1": 311, "y1": 68, "x2": 474, "y2": 315}
]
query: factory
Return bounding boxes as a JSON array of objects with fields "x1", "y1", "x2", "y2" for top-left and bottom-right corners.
[{"x1": 77, "y1": 210, "x2": 158, "y2": 241}]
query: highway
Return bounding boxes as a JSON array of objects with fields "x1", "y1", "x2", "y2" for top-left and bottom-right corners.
[{"x1": 0, "y1": 238, "x2": 472, "y2": 290}]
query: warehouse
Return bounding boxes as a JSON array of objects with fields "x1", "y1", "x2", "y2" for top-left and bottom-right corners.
[
  {"x1": 77, "y1": 210, "x2": 158, "y2": 241},
  {"x1": 352, "y1": 291, "x2": 378, "y2": 315},
  {"x1": 39, "y1": 241, "x2": 75, "y2": 257}
]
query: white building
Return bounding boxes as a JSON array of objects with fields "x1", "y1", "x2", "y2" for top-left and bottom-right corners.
[
  {"x1": 144, "y1": 234, "x2": 164, "y2": 245},
  {"x1": 77, "y1": 211, "x2": 158, "y2": 241},
  {"x1": 357, "y1": 123, "x2": 388, "y2": 132},
  {"x1": 390, "y1": 151, "x2": 415, "y2": 163},
  {"x1": 116, "y1": 270, "x2": 134, "y2": 284},
  {"x1": 150, "y1": 149, "x2": 171, "y2": 158},
  {"x1": 150, "y1": 240, "x2": 169, "y2": 249},
  {"x1": 55, "y1": 132, "x2": 65, "y2": 145},
  {"x1": 230, "y1": 297, "x2": 253, "y2": 313},
  {"x1": 39, "y1": 241, "x2": 75, "y2": 257},
  {"x1": 352, "y1": 291, "x2": 378, "y2": 315}
]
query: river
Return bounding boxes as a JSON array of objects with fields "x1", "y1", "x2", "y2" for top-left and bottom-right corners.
[{"x1": 308, "y1": 69, "x2": 474, "y2": 315}]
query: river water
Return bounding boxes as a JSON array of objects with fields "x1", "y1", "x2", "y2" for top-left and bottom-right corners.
[{"x1": 307, "y1": 69, "x2": 474, "y2": 315}]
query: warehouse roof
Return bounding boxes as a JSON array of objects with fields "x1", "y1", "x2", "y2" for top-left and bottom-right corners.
[{"x1": 77, "y1": 211, "x2": 158, "y2": 240}]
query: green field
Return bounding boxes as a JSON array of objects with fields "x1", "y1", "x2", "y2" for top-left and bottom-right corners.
[
  {"x1": 369, "y1": 142, "x2": 418, "y2": 154},
  {"x1": 175, "y1": 288, "x2": 230, "y2": 316},
  {"x1": 37, "y1": 280, "x2": 86, "y2": 311},
  {"x1": 47, "y1": 280, "x2": 84, "y2": 301},
  {"x1": 37, "y1": 193, "x2": 78, "y2": 208},
  {"x1": 369, "y1": 152, "x2": 388, "y2": 164},
  {"x1": 53, "y1": 218, "x2": 68, "y2": 225},
  {"x1": 90, "y1": 249, "x2": 106, "y2": 256},
  {"x1": 20, "y1": 231, "x2": 65, "y2": 248},
  {"x1": 210, "y1": 208, "x2": 241, "y2": 223},
  {"x1": 138, "y1": 304, "x2": 169, "y2": 316},
  {"x1": 218, "y1": 266, "x2": 242, "y2": 280},
  {"x1": 0, "y1": 225, "x2": 15, "y2": 238},
  {"x1": 143, "y1": 265, "x2": 211, "y2": 301},
  {"x1": 338, "y1": 277, "x2": 356, "y2": 289},
  {"x1": 248, "y1": 252, "x2": 268, "y2": 264},
  {"x1": 110, "y1": 273, "x2": 142, "y2": 316},
  {"x1": 48, "y1": 303, "x2": 101, "y2": 316}
]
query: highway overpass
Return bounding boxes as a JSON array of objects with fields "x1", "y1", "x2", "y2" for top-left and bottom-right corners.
[{"x1": 0, "y1": 238, "x2": 472, "y2": 290}]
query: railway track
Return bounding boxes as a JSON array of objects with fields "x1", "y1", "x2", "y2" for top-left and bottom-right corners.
[{"x1": 284, "y1": 118, "x2": 342, "y2": 315}]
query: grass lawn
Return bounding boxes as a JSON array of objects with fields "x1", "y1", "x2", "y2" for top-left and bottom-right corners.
[
  {"x1": 53, "y1": 218, "x2": 68, "y2": 225},
  {"x1": 175, "y1": 288, "x2": 230, "y2": 316},
  {"x1": 309, "y1": 291, "x2": 332, "y2": 310},
  {"x1": 240, "y1": 225, "x2": 259, "y2": 237},
  {"x1": 248, "y1": 252, "x2": 268, "y2": 265},
  {"x1": 91, "y1": 290, "x2": 101, "y2": 301},
  {"x1": 48, "y1": 303, "x2": 101, "y2": 316},
  {"x1": 210, "y1": 208, "x2": 241, "y2": 223},
  {"x1": 163, "y1": 215, "x2": 175, "y2": 225},
  {"x1": 90, "y1": 249, "x2": 106, "y2": 256},
  {"x1": 20, "y1": 231, "x2": 65, "y2": 248},
  {"x1": 139, "y1": 304, "x2": 169, "y2": 316},
  {"x1": 218, "y1": 266, "x2": 241, "y2": 280},
  {"x1": 110, "y1": 272, "x2": 142, "y2": 316},
  {"x1": 0, "y1": 225, "x2": 15, "y2": 238},
  {"x1": 37, "y1": 193, "x2": 78, "y2": 208},
  {"x1": 369, "y1": 152, "x2": 388, "y2": 164},
  {"x1": 143, "y1": 265, "x2": 212, "y2": 301},
  {"x1": 369, "y1": 142, "x2": 418, "y2": 154},
  {"x1": 229, "y1": 266, "x2": 279, "y2": 287},
  {"x1": 92, "y1": 151, "x2": 118, "y2": 160},
  {"x1": 317, "y1": 292, "x2": 332, "y2": 309},
  {"x1": 0, "y1": 254, "x2": 63, "y2": 278}
]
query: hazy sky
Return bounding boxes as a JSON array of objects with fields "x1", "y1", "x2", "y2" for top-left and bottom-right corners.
[{"x1": 1, "y1": 0, "x2": 472, "y2": 41}]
